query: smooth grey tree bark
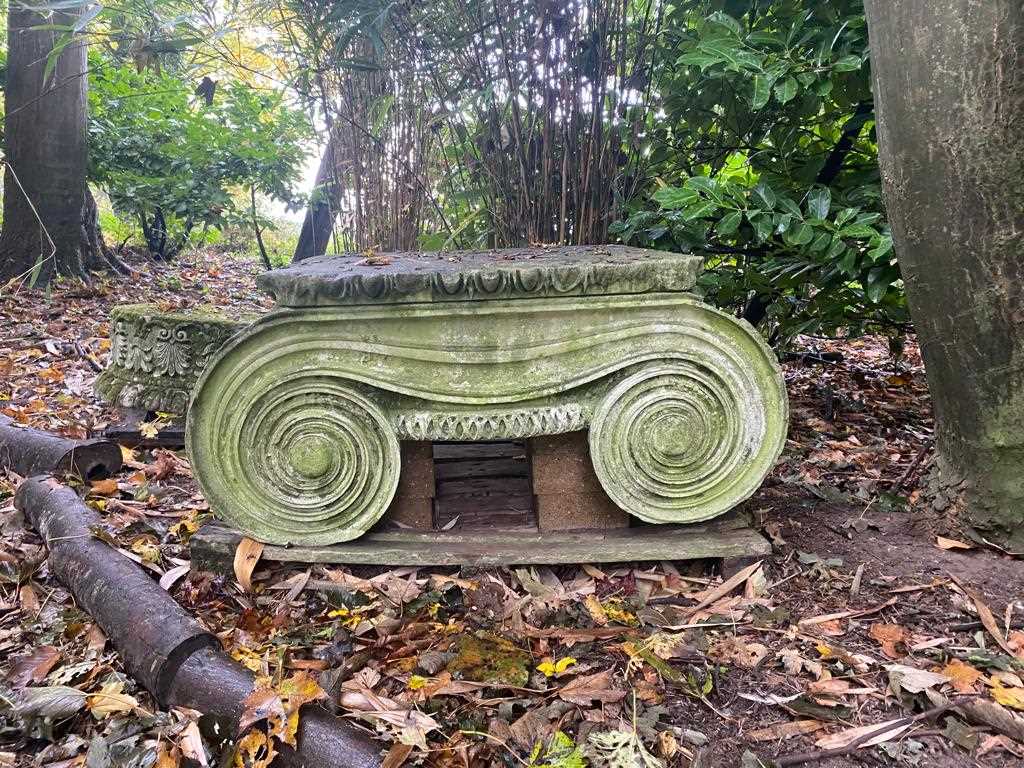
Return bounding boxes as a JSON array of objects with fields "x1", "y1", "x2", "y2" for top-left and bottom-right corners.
[
  {"x1": 0, "y1": 6, "x2": 89, "y2": 286},
  {"x1": 864, "y1": 1, "x2": 1024, "y2": 548}
]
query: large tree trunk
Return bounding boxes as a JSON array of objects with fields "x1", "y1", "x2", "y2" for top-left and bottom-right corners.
[
  {"x1": 865, "y1": 1, "x2": 1024, "y2": 548},
  {"x1": 0, "y1": 7, "x2": 91, "y2": 286},
  {"x1": 292, "y1": 130, "x2": 342, "y2": 263}
]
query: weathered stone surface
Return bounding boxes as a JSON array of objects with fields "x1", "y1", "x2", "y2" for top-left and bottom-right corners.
[
  {"x1": 258, "y1": 245, "x2": 702, "y2": 307},
  {"x1": 190, "y1": 518, "x2": 771, "y2": 568},
  {"x1": 186, "y1": 288, "x2": 788, "y2": 545},
  {"x1": 96, "y1": 304, "x2": 244, "y2": 414}
]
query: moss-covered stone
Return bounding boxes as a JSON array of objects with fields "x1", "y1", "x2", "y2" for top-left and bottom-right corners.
[
  {"x1": 95, "y1": 304, "x2": 246, "y2": 414},
  {"x1": 445, "y1": 631, "x2": 531, "y2": 687}
]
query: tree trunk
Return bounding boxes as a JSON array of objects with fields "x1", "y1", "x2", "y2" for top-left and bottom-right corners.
[
  {"x1": 0, "y1": 6, "x2": 89, "y2": 286},
  {"x1": 864, "y1": 1, "x2": 1024, "y2": 548},
  {"x1": 293, "y1": 130, "x2": 342, "y2": 263}
]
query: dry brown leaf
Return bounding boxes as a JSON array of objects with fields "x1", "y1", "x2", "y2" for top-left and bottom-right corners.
[
  {"x1": 936, "y1": 536, "x2": 973, "y2": 550},
  {"x1": 940, "y1": 659, "x2": 983, "y2": 693},
  {"x1": 707, "y1": 636, "x2": 768, "y2": 668},
  {"x1": 800, "y1": 597, "x2": 897, "y2": 627},
  {"x1": 952, "y1": 578, "x2": 1016, "y2": 657},
  {"x1": 868, "y1": 622, "x2": 907, "y2": 659},
  {"x1": 380, "y1": 743, "x2": 414, "y2": 768},
  {"x1": 748, "y1": 719, "x2": 826, "y2": 742},
  {"x1": 977, "y1": 734, "x2": 1024, "y2": 758},
  {"x1": 233, "y1": 537, "x2": 264, "y2": 593},
  {"x1": 815, "y1": 717, "x2": 909, "y2": 749},
  {"x1": 557, "y1": 670, "x2": 627, "y2": 705},
  {"x1": 685, "y1": 560, "x2": 762, "y2": 618},
  {"x1": 154, "y1": 743, "x2": 180, "y2": 768},
  {"x1": 89, "y1": 478, "x2": 120, "y2": 497},
  {"x1": 6, "y1": 645, "x2": 60, "y2": 688},
  {"x1": 1008, "y1": 630, "x2": 1024, "y2": 660}
]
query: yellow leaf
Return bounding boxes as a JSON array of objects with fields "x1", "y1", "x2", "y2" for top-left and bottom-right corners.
[
  {"x1": 991, "y1": 682, "x2": 1024, "y2": 710},
  {"x1": 408, "y1": 674, "x2": 429, "y2": 690},
  {"x1": 235, "y1": 729, "x2": 277, "y2": 768},
  {"x1": 233, "y1": 537, "x2": 264, "y2": 593},
  {"x1": 940, "y1": 659, "x2": 982, "y2": 693},
  {"x1": 584, "y1": 594, "x2": 608, "y2": 625},
  {"x1": 139, "y1": 419, "x2": 166, "y2": 439},
  {"x1": 536, "y1": 655, "x2": 578, "y2": 678},
  {"x1": 87, "y1": 681, "x2": 139, "y2": 719}
]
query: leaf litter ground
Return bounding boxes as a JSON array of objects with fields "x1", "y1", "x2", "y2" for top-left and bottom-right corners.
[{"x1": 1, "y1": 251, "x2": 1022, "y2": 768}]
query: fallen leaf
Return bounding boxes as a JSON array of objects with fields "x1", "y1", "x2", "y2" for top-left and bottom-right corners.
[
  {"x1": 87, "y1": 681, "x2": 139, "y2": 719},
  {"x1": 6, "y1": 646, "x2": 60, "y2": 688},
  {"x1": 936, "y1": 536, "x2": 973, "y2": 551},
  {"x1": 89, "y1": 478, "x2": 119, "y2": 497},
  {"x1": 885, "y1": 664, "x2": 950, "y2": 694},
  {"x1": 977, "y1": 734, "x2": 1024, "y2": 758},
  {"x1": 536, "y1": 657, "x2": 577, "y2": 678},
  {"x1": 940, "y1": 659, "x2": 982, "y2": 693},
  {"x1": 234, "y1": 537, "x2": 264, "y2": 593},
  {"x1": 991, "y1": 682, "x2": 1024, "y2": 710},
  {"x1": 557, "y1": 670, "x2": 627, "y2": 705},
  {"x1": 708, "y1": 636, "x2": 768, "y2": 668},
  {"x1": 380, "y1": 743, "x2": 414, "y2": 768},
  {"x1": 815, "y1": 717, "x2": 909, "y2": 749},
  {"x1": 951, "y1": 577, "x2": 1016, "y2": 656},
  {"x1": 235, "y1": 728, "x2": 276, "y2": 768},
  {"x1": 584, "y1": 594, "x2": 608, "y2": 625},
  {"x1": 686, "y1": 561, "x2": 762, "y2": 618},
  {"x1": 160, "y1": 563, "x2": 191, "y2": 591},
  {"x1": 869, "y1": 623, "x2": 907, "y2": 659},
  {"x1": 748, "y1": 719, "x2": 826, "y2": 742}
]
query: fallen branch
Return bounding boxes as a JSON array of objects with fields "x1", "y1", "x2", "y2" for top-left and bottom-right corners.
[
  {"x1": 0, "y1": 416, "x2": 122, "y2": 480},
  {"x1": 16, "y1": 476, "x2": 381, "y2": 767}
]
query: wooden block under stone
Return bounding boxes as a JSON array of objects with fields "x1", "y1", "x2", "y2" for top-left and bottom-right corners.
[
  {"x1": 385, "y1": 442, "x2": 435, "y2": 529},
  {"x1": 530, "y1": 431, "x2": 605, "y2": 495},
  {"x1": 536, "y1": 491, "x2": 629, "y2": 532}
]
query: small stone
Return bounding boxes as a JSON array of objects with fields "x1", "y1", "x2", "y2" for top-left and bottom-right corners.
[{"x1": 682, "y1": 729, "x2": 708, "y2": 746}]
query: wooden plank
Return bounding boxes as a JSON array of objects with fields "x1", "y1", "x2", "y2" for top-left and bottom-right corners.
[
  {"x1": 433, "y1": 458, "x2": 529, "y2": 480},
  {"x1": 435, "y1": 476, "x2": 533, "y2": 496},
  {"x1": 433, "y1": 441, "x2": 526, "y2": 460},
  {"x1": 190, "y1": 519, "x2": 770, "y2": 570}
]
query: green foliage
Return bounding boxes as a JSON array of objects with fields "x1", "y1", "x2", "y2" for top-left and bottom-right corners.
[
  {"x1": 611, "y1": 1, "x2": 907, "y2": 344},
  {"x1": 88, "y1": 64, "x2": 311, "y2": 259},
  {"x1": 527, "y1": 732, "x2": 586, "y2": 768}
]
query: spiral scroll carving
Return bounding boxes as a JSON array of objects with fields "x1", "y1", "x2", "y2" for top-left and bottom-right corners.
[
  {"x1": 589, "y1": 357, "x2": 781, "y2": 525},
  {"x1": 188, "y1": 373, "x2": 400, "y2": 546}
]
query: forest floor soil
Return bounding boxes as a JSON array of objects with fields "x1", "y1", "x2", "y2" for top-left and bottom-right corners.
[{"x1": 1, "y1": 249, "x2": 1022, "y2": 768}]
